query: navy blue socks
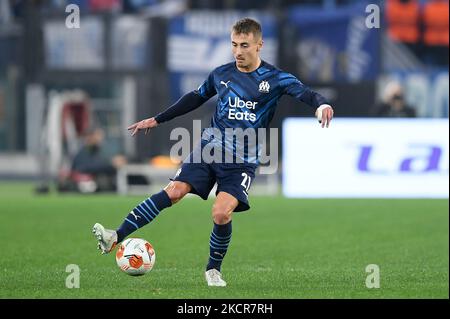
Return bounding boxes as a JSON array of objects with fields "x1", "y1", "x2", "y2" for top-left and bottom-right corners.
[
  {"x1": 116, "y1": 190, "x2": 172, "y2": 243},
  {"x1": 206, "y1": 221, "x2": 232, "y2": 271}
]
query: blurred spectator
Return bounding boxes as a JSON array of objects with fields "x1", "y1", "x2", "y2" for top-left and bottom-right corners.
[
  {"x1": 371, "y1": 81, "x2": 417, "y2": 118},
  {"x1": 70, "y1": 127, "x2": 127, "y2": 192}
]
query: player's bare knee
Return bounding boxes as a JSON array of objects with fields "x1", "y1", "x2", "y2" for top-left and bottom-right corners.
[
  {"x1": 164, "y1": 182, "x2": 190, "y2": 204},
  {"x1": 212, "y1": 203, "x2": 233, "y2": 224}
]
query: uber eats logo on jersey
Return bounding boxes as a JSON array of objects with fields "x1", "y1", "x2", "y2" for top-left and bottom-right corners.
[{"x1": 228, "y1": 97, "x2": 257, "y2": 122}]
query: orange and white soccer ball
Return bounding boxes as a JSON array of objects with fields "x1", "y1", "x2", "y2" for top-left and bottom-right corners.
[{"x1": 115, "y1": 238, "x2": 156, "y2": 276}]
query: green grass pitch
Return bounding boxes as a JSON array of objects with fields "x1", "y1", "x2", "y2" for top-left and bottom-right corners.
[{"x1": 0, "y1": 183, "x2": 448, "y2": 298}]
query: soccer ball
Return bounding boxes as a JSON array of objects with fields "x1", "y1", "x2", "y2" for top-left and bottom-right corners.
[{"x1": 115, "y1": 238, "x2": 156, "y2": 276}]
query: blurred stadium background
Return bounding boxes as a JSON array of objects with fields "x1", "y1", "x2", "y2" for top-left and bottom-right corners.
[{"x1": 0, "y1": 0, "x2": 448, "y2": 299}]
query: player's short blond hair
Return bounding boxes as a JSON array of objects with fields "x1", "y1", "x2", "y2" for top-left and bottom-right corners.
[{"x1": 231, "y1": 18, "x2": 262, "y2": 40}]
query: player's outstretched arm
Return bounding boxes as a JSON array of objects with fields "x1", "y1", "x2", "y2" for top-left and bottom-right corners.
[
  {"x1": 315, "y1": 104, "x2": 334, "y2": 128},
  {"x1": 127, "y1": 90, "x2": 209, "y2": 137}
]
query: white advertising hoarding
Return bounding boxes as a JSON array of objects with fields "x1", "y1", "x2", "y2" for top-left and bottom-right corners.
[{"x1": 282, "y1": 118, "x2": 449, "y2": 198}]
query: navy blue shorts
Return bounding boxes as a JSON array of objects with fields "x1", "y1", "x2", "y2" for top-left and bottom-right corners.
[{"x1": 171, "y1": 143, "x2": 257, "y2": 212}]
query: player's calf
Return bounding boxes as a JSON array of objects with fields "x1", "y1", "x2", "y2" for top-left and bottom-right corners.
[
  {"x1": 206, "y1": 193, "x2": 237, "y2": 273},
  {"x1": 115, "y1": 190, "x2": 173, "y2": 243},
  {"x1": 113, "y1": 182, "x2": 190, "y2": 244}
]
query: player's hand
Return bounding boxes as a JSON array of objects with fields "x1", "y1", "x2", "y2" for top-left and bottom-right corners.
[
  {"x1": 127, "y1": 117, "x2": 158, "y2": 136},
  {"x1": 315, "y1": 104, "x2": 334, "y2": 128}
]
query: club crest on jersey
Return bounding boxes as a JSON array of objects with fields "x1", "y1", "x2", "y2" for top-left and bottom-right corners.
[{"x1": 258, "y1": 81, "x2": 270, "y2": 93}]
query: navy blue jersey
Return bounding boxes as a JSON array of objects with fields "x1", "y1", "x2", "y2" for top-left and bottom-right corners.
[{"x1": 195, "y1": 60, "x2": 326, "y2": 164}]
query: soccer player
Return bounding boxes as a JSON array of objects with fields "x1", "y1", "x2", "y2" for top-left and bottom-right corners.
[{"x1": 93, "y1": 18, "x2": 334, "y2": 287}]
